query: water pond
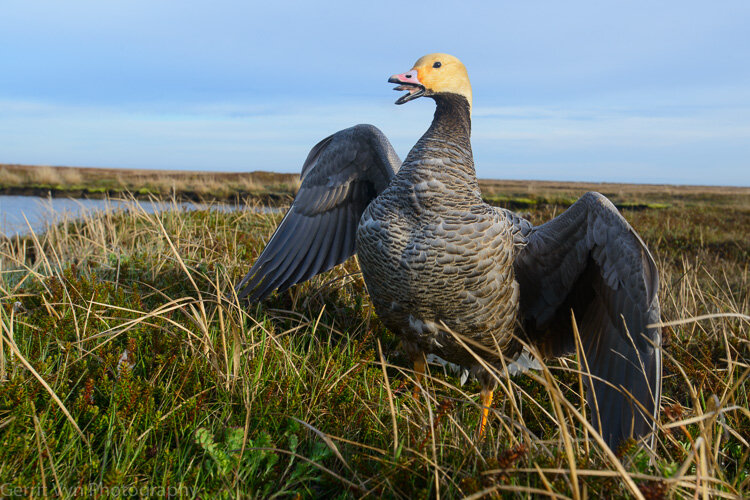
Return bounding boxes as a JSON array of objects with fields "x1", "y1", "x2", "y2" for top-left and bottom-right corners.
[{"x1": 0, "y1": 194, "x2": 272, "y2": 237}]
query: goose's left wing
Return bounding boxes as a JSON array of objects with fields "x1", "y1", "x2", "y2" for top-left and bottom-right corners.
[
  {"x1": 512, "y1": 192, "x2": 661, "y2": 450},
  {"x1": 235, "y1": 124, "x2": 400, "y2": 301}
]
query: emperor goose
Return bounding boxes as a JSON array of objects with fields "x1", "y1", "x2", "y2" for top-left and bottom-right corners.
[{"x1": 236, "y1": 53, "x2": 662, "y2": 450}]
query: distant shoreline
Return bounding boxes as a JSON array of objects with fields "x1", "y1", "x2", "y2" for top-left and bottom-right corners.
[
  {"x1": 1, "y1": 163, "x2": 748, "y2": 209},
  {"x1": 0, "y1": 185, "x2": 294, "y2": 206},
  {"x1": 0, "y1": 163, "x2": 299, "y2": 206}
]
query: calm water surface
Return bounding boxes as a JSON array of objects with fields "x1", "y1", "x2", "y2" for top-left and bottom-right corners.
[{"x1": 0, "y1": 195, "x2": 266, "y2": 237}]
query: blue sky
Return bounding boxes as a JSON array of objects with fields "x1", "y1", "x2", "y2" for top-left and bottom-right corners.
[{"x1": 1, "y1": 1, "x2": 749, "y2": 186}]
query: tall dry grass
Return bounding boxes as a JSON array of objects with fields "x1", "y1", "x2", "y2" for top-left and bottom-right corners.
[
  {"x1": 0, "y1": 165, "x2": 85, "y2": 187},
  {"x1": 0, "y1": 195, "x2": 747, "y2": 497},
  {"x1": 29, "y1": 166, "x2": 84, "y2": 186},
  {"x1": 0, "y1": 168, "x2": 23, "y2": 186}
]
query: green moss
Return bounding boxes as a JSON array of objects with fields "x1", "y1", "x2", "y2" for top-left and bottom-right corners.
[{"x1": 616, "y1": 201, "x2": 671, "y2": 210}]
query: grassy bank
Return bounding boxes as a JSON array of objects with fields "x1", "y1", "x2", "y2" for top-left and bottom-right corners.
[{"x1": 0, "y1": 188, "x2": 748, "y2": 497}]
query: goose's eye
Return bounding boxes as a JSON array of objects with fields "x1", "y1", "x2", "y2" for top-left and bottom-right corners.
[{"x1": 433, "y1": 61, "x2": 442, "y2": 68}]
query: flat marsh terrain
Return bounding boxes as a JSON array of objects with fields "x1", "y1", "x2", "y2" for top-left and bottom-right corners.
[
  {"x1": 0, "y1": 164, "x2": 301, "y2": 204},
  {"x1": 0, "y1": 169, "x2": 748, "y2": 498}
]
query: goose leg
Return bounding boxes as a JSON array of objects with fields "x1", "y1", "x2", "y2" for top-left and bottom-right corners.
[
  {"x1": 413, "y1": 355, "x2": 426, "y2": 398},
  {"x1": 478, "y1": 386, "x2": 494, "y2": 437},
  {"x1": 403, "y1": 341, "x2": 427, "y2": 398}
]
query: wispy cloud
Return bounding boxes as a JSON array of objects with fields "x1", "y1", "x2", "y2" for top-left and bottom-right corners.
[{"x1": 1, "y1": 97, "x2": 747, "y2": 186}]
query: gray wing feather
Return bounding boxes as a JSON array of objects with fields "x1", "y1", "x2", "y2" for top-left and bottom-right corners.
[
  {"x1": 513, "y1": 192, "x2": 661, "y2": 449},
  {"x1": 236, "y1": 124, "x2": 400, "y2": 301}
]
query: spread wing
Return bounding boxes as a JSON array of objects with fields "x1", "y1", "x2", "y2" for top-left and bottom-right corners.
[
  {"x1": 236, "y1": 124, "x2": 400, "y2": 301},
  {"x1": 513, "y1": 192, "x2": 662, "y2": 449}
]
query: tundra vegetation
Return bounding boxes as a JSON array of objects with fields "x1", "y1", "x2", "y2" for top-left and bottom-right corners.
[{"x1": 0, "y1": 174, "x2": 748, "y2": 498}]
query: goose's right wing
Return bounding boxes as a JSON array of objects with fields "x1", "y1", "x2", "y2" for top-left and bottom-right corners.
[
  {"x1": 513, "y1": 192, "x2": 661, "y2": 449},
  {"x1": 236, "y1": 124, "x2": 400, "y2": 301}
]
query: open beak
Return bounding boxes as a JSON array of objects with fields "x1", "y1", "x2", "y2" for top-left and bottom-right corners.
[{"x1": 388, "y1": 70, "x2": 425, "y2": 105}]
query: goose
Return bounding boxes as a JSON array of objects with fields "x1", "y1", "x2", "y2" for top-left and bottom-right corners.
[{"x1": 236, "y1": 53, "x2": 662, "y2": 450}]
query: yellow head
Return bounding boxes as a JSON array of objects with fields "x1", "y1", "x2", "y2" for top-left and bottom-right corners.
[{"x1": 388, "y1": 53, "x2": 472, "y2": 109}]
